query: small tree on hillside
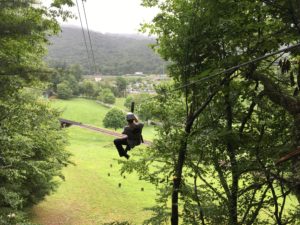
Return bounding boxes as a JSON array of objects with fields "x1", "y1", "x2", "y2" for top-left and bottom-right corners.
[
  {"x1": 124, "y1": 95, "x2": 134, "y2": 110},
  {"x1": 103, "y1": 108, "x2": 125, "y2": 130},
  {"x1": 115, "y1": 76, "x2": 127, "y2": 97},
  {"x1": 57, "y1": 81, "x2": 73, "y2": 99},
  {"x1": 97, "y1": 88, "x2": 116, "y2": 104},
  {"x1": 124, "y1": 94, "x2": 155, "y2": 121},
  {"x1": 79, "y1": 80, "x2": 96, "y2": 98},
  {"x1": 103, "y1": 92, "x2": 116, "y2": 104}
]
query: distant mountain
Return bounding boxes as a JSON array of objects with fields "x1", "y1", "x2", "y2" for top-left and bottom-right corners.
[{"x1": 46, "y1": 26, "x2": 165, "y2": 75}]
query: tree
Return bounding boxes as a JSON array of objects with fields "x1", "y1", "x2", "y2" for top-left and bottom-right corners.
[
  {"x1": 119, "y1": 0, "x2": 300, "y2": 224},
  {"x1": 124, "y1": 94, "x2": 155, "y2": 121},
  {"x1": 115, "y1": 77, "x2": 127, "y2": 97},
  {"x1": 79, "y1": 80, "x2": 96, "y2": 98},
  {"x1": 49, "y1": 64, "x2": 82, "y2": 96},
  {"x1": 124, "y1": 95, "x2": 134, "y2": 110},
  {"x1": 69, "y1": 64, "x2": 83, "y2": 81},
  {"x1": 103, "y1": 92, "x2": 116, "y2": 104},
  {"x1": 0, "y1": 0, "x2": 74, "y2": 223},
  {"x1": 0, "y1": 0, "x2": 74, "y2": 79},
  {"x1": 0, "y1": 89, "x2": 71, "y2": 224},
  {"x1": 46, "y1": 26, "x2": 165, "y2": 75},
  {"x1": 103, "y1": 108, "x2": 125, "y2": 130},
  {"x1": 57, "y1": 81, "x2": 73, "y2": 99},
  {"x1": 98, "y1": 88, "x2": 116, "y2": 104}
]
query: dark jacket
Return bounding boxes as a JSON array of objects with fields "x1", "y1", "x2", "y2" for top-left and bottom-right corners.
[{"x1": 122, "y1": 122, "x2": 144, "y2": 148}]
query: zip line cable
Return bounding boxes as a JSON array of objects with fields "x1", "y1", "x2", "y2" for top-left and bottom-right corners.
[
  {"x1": 171, "y1": 43, "x2": 300, "y2": 92},
  {"x1": 75, "y1": 0, "x2": 92, "y2": 74},
  {"x1": 135, "y1": 42, "x2": 300, "y2": 106},
  {"x1": 81, "y1": 0, "x2": 97, "y2": 74}
]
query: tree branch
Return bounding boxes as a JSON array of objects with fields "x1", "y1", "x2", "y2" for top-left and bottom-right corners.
[
  {"x1": 239, "y1": 91, "x2": 265, "y2": 135},
  {"x1": 250, "y1": 72, "x2": 300, "y2": 115}
]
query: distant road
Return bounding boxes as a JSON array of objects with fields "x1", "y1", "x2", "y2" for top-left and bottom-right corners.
[{"x1": 59, "y1": 118, "x2": 152, "y2": 146}]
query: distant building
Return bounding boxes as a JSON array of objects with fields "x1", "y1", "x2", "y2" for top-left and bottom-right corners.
[
  {"x1": 94, "y1": 77, "x2": 102, "y2": 82},
  {"x1": 82, "y1": 74, "x2": 102, "y2": 82},
  {"x1": 134, "y1": 72, "x2": 143, "y2": 75}
]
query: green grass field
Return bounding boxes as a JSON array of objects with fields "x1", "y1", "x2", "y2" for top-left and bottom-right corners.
[
  {"x1": 51, "y1": 98, "x2": 156, "y2": 141},
  {"x1": 31, "y1": 127, "x2": 157, "y2": 225},
  {"x1": 30, "y1": 98, "x2": 158, "y2": 225},
  {"x1": 50, "y1": 98, "x2": 109, "y2": 127},
  {"x1": 29, "y1": 98, "x2": 298, "y2": 224}
]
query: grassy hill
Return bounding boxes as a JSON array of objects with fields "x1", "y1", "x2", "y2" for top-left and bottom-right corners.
[
  {"x1": 46, "y1": 26, "x2": 165, "y2": 75},
  {"x1": 51, "y1": 98, "x2": 156, "y2": 140},
  {"x1": 30, "y1": 98, "x2": 158, "y2": 224},
  {"x1": 30, "y1": 127, "x2": 157, "y2": 225},
  {"x1": 30, "y1": 98, "x2": 297, "y2": 224}
]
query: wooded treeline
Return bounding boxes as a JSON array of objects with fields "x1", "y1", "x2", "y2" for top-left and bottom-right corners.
[
  {"x1": 0, "y1": 1, "x2": 73, "y2": 224},
  {"x1": 46, "y1": 26, "x2": 165, "y2": 75},
  {"x1": 121, "y1": 0, "x2": 300, "y2": 224}
]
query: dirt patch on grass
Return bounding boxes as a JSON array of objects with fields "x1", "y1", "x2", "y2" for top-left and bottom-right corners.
[{"x1": 31, "y1": 201, "x2": 87, "y2": 225}]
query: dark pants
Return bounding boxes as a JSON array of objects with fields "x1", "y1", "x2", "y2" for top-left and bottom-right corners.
[{"x1": 114, "y1": 138, "x2": 131, "y2": 157}]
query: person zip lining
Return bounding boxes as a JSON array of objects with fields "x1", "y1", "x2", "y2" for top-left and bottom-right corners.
[{"x1": 113, "y1": 112, "x2": 144, "y2": 159}]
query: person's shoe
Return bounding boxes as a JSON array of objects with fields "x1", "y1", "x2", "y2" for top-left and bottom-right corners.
[{"x1": 124, "y1": 154, "x2": 130, "y2": 160}]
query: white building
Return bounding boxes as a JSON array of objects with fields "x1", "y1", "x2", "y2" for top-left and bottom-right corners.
[{"x1": 134, "y1": 72, "x2": 143, "y2": 75}]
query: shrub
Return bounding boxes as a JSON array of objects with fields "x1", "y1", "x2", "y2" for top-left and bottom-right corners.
[{"x1": 103, "y1": 108, "x2": 125, "y2": 130}]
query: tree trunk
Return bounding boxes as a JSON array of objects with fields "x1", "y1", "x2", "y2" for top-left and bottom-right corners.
[
  {"x1": 225, "y1": 82, "x2": 239, "y2": 225},
  {"x1": 170, "y1": 78, "x2": 228, "y2": 224},
  {"x1": 171, "y1": 139, "x2": 187, "y2": 225},
  {"x1": 292, "y1": 114, "x2": 300, "y2": 202}
]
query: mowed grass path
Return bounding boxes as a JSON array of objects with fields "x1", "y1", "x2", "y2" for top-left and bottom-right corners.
[{"x1": 30, "y1": 98, "x2": 158, "y2": 225}]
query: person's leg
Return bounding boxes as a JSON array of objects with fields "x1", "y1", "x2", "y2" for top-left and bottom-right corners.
[
  {"x1": 125, "y1": 145, "x2": 131, "y2": 152},
  {"x1": 124, "y1": 144, "x2": 132, "y2": 159},
  {"x1": 114, "y1": 138, "x2": 129, "y2": 158}
]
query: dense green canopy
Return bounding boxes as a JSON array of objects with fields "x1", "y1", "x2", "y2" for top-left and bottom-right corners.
[
  {"x1": 0, "y1": 1, "x2": 74, "y2": 224},
  {"x1": 119, "y1": 0, "x2": 300, "y2": 224}
]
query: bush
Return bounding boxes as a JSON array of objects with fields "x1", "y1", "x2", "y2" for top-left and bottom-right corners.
[
  {"x1": 57, "y1": 81, "x2": 73, "y2": 99},
  {"x1": 103, "y1": 92, "x2": 116, "y2": 104},
  {"x1": 0, "y1": 89, "x2": 71, "y2": 221},
  {"x1": 98, "y1": 88, "x2": 116, "y2": 104},
  {"x1": 79, "y1": 80, "x2": 96, "y2": 97},
  {"x1": 124, "y1": 96, "x2": 134, "y2": 110},
  {"x1": 103, "y1": 108, "x2": 125, "y2": 130}
]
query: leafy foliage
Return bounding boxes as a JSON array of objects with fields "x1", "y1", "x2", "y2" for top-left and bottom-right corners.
[
  {"x1": 0, "y1": 0, "x2": 73, "y2": 79},
  {"x1": 48, "y1": 64, "x2": 83, "y2": 98},
  {"x1": 124, "y1": 96, "x2": 134, "y2": 110},
  {"x1": 124, "y1": 94, "x2": 156, "y2": 121},
  {"x1": 103, "y1": 108, "x2": 125, "y2": 130},
  {"x1": 0, "y1": 88, "x2": 71, "y2": 223},
  {"x1": 0, "y1": 0, "x2": 74, "y2": 223},
  {"x1": 118, "y1": 0, "x2": 300, "y2": 224},
  {"x1": 98, "y1": 88, "x2": 116, "y2": 104},
  {"x1": 79, "y1": 80, "x2": 97, "y2": 98},
  {"x1": 57, "y1": 81, "x2": 73, "y2": 99},
  {"x1": 115, "y1": 77, "x2": 127, "y2": 97}
]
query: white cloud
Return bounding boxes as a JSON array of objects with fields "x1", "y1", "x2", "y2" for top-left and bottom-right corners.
[{"x1": 43, "y1": 0, "x2": 159, "y2": 34}]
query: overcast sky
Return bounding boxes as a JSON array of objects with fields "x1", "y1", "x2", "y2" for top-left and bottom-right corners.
[{"x1": 44, "y1": 0, "x2": 159, "y2": 34}]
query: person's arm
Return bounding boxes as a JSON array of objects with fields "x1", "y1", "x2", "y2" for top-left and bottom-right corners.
[{"x1": 122, "y1": 126, "x2": 127, "y2": 135}]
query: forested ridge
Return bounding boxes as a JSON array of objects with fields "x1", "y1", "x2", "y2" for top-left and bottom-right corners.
[{"x1": 46, "y1": 26, "x2": 164, "y2": 75}]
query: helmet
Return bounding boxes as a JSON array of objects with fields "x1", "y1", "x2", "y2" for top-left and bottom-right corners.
[{"x1": 126, "y1": 112, "x2": 135, "y2": 121}]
